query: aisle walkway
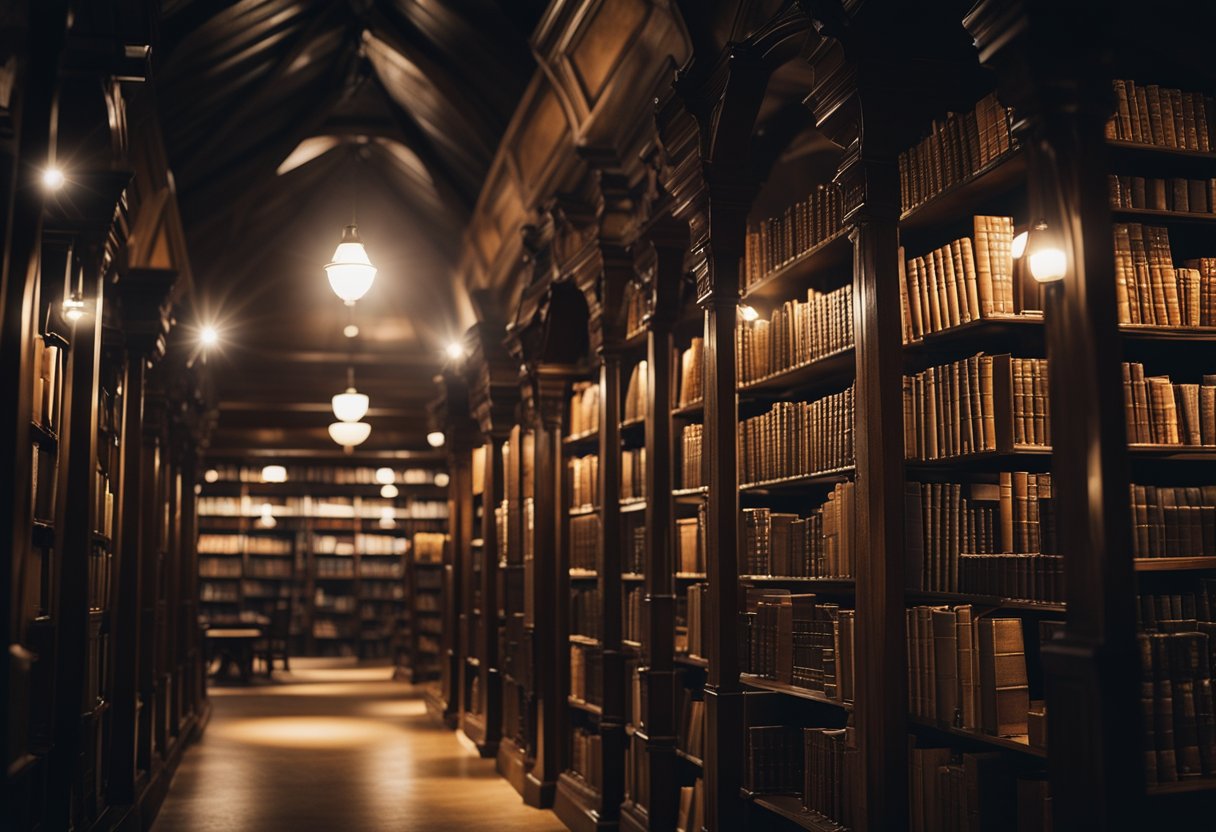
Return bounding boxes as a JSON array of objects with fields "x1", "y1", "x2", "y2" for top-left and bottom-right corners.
[{"x1": 154, "y1": 660, "x2": 564, "y2": 832}]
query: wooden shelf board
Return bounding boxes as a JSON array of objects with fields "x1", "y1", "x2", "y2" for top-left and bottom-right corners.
[
  {"x1": 907, "y1": 591, "x2": 1064, "y2": 613},
  {"x1": 673, "y1": 486, "x2": 708, "y2": 499},
  {"x1": 1128, "y1": 444, "x2": 1216, "y2": 460},
  {"x1": 671, "y1": 401, "x2": 704, "y2": 418},
  {"x1": 569, "y1": 634, "x2": 601, "y2": 647},
  {"x1": 675, "y1": 572, "x2": 708, "y2": 580},
  {"x1": 623, "y1": 639, "x2": 642, "y2": 651},
  {"x1": 567, "y1": 696, "x2": 603, "y2": 716},
  {"x1": 743, "y1": 228, "x2": 853, "y2": 302},
  {"x1": 738, "y1": 348, "x2": 855, "y2": 400},
  {"x1": 620, "y1": 498, "x2": 647, "y2": 513},
  {"x1": 674, "y1": 748, "x2": 703, "y2": 768},
  {"x1": 568, "y1": 505, "x2": 599, "y2": 517},
  {"x1": 1134, "y1": 557, "x2": 1216, "y2": 572},
  {"x1": 740, "y1": 467, "x2": 855, "y2": 492},
  {"x1": 569, "y1": 569, "x2": 599, "y2": 580},
  {"x1": 908, "y1": 717, "x2": 1045, "y2": 758},
  {"x1": 622, "y1": 572, "x2": 645, "y2": 581},
  {"x1": 906, "y1": 446, "x2": 1052, "y2": 470},
  {"x1": 740, "y1": 576, "x2": 855, "y2": 592},
  {"x1": 746, "y1": 793, "x2": 847, "y2": 832},
  {"x1": 900, "y1": 150, "x2": 1026, "y2": 233},
  {"x1": 905, "y1": 313, "x2": 1043, "y2": 351},
  {"x1": 1147, "y1": 777, "x2": 1216, "y2": 795},
  {"x1": 1112, "y1": 206, "x2": 1216, "y2": 223},
  {"x1": 1120, "y1": 324, "x2": 1216, "y2": 342},
  {"x1": 1105, "y1": 140, "x2": 1216, "y2": 165},
  {"x1": 674, "y1": 653, "x2": 708, "y2": 668},
  {"x1": 740, "y1": 674, "x2": 852, "y2": 710},
  {"x1": 563, "y1": 429, "x2": 599, "y2": 449},
  {"x1": 30, "y1": 421, "x2": 58, "y2": 448}
]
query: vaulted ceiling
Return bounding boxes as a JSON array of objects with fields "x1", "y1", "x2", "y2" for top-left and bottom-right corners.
[{"x1": 156, "y1": 0, "x2": 545, "y2": 458}]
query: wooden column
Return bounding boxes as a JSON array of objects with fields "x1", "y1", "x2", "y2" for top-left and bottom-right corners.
[
  {"x1": 46, "y1": 248, "x2": 104, "y2": 829},
  {"x1": 108, "y1": 266, "x2": 175, "y2": 804},
  {"x1": 635, "y1": 231, "x2": 687, "y2": 831},
  {"x1": 598, "y1": 342, "x2": 626, "y2": 822},
  {"x1": 137, "y1": 373, "x2": 168, "y2": 777},
  {"x1": 965, "y1": 3, "x2": 1141, "y2": 826}
]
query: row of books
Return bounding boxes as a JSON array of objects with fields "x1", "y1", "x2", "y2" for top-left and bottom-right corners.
[
  {"x1": 246, "y1": 560, "x2": 292, "y2": 578},
  {"x1": 624, "y1": 516, "x2": 645, "y2": 574},
  {"x1": 742, "y1": 591, "x2": 856, "y2": 704},
  {"x1": 1122, "y1": 363, "x2": 1216, "y2": 446},
  {"x1": 568, "y1": 454, "x2": 600, "y2": 509},
  {"x1": 624, "y1": 360, "x2": 649, "y2": 423},
  {"x1": 362, "y1": 534, "x2": 410, "y2": 555},
  {"x1": 677, "y1": 689, "x2": 705, "y2": 761},
  {"x1": 570, "y1": 514, "x2": 600, "y2": 571},
  {"x1": 570, "y1": 381, "x2": 600, "y2": 437},
  {"x1": 906, "y1": 606, "x2": 1047, "y2": 740},
  {"x1": 624, "y1": 586, "x2": 643, "y2": 644},
  {"x1": 31, "y1": 337, "x2": 62, "y2": 432},
  {"x1": 1139, "y1": 628, "x2": 1216, "y2": 784},
  {"x1": 412, "y1": 532, "x2": 447, "y2": 564},
  {"x1": 358, "y1": 562, "x2": 403, "y2": 578},
  {"x1": 741, "y1": 482, "x2": 856, "y2": 579},
  {"x1": 909, "y1": 743, "x2": 1051, "y2": 832},
  {"x1": 901, "y1": 216, "x2": 1021, "y2": 343},
  {"x1": 742, "y1": 183, "x2": 844, "y2": 291},
  {"x1": 738, "y1": 387, "x2": 855, "y2": 486},
  {"x1": 315, "y1": 559, "x2": 355, "y2": 577},
  {"x1": 905, "y1": 474, "x2": 1057, "y2": 594},
  {"x1": 902, "y1": 354, "x2": 1050, "y2": 461},
  {"x1": 314, "y1": 535, "x2": 356, "y2": 556},
  {"x1": 679, "y1": 424, "x2": 703, "y2": 489},
  {"x1": 1109, "y1": 174, "x2": 1216, "y2": 214},
  {"x1": 676, "y1": 338, "x2": 704, "y2": 408},
  {"x1": 736, "y1": 284, "x2": 853, "y2": 385},
  {"x1": 200, "y1": 583, "x2": 239, "y2": 602},
  {"x1": 621, "y1": 447, "x2": 646, "y2": 502},
  {"x1": 1131, "y1": 485, "x2": 1216, "y2": 558},
  {"x1": 1113, "y1": 223, "x2": 1216, "y2": 327},
  {"x1": 957, "y1": 553, "x2": 1064, "y2": 605},
  {"x1": 572, "y1": 586, "x2": 602, "y2": 641},
  {"x1": 570, "y1": 643, "x2": 602, "y2": 707},
  {"x1": 1107, "y1": 80, "x2": 1214, "y2": 151},
  {"x1": 625, "y1": 280, "x2": 648, "y2": 340},
  {"x1": 685, "y1": 582, "x2": 707, "y2": 659},
  {"x1": 899, "y1": 92, "x2": 1016, "y2": 214},
  {"x1": 241, "y1": 580, "x2": 289, "y2": 598},
  {"x1": 676, "y1": 778, "x2": 704, "y2": 832},
  {"x1": 677, "y1": 508, "x2": 706, "y2": 574},
  {"x1": 199, "y1": 558, "x2": 242, "y2": 578}
]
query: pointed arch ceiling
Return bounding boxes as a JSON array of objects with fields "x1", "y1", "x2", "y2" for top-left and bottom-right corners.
[{"x1": 155, "y1": 0, "x2": 545, "y2": 455}]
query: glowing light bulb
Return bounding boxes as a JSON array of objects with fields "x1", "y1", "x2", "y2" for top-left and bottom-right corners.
[
  {"x1": 433, "y1": 472, "x2": 450, "y2": 488},
  {"x1": 380, "y1": 484, "x2": 399, "y2": 498},
  {"x1": 343, "y1": 324, "x2": 359, "y2": 338},
  {"x1": 324, "y1": 225, "x2": 377, "y2": 305},
  {"x1": 204, "y1": 468, "x2": 220, "y2": 484},
  {"x1": 739, "y1": 304, "x2": 760, "y2": 322},
  {"x1": 261, "y1": 465, "x2": 287, "y2": 483},
  {"x1": 200, "y1": 325, "x2": 219, "y2": 347},
  {"x1": 1011, "y1": 231, "x2": 1029, "y2": 259},
  {"x1": 445, "y1": 341, "x2": 465, "y2": 360},
  {"x1": 426, "y1": 431, "x2": 445, "y2": 448},
  {"x1": 375, "y1": 467, "x2": 395, "y2": 485},
  {"x1": 1029, "y1": 247, "x2": 1067, "y2": 283},
  {"x1": 42, "y1": 167, "x2": 65, "y2": 190},
  {"x1": 328, "y1": 421, "x2": 371, "y2": 448},
  {"x1": 331, "y1": 388, "x2": 370, "y2": 423},
  {"x1": 62, "y1": 295, "x2": 86, "y2": 323}
]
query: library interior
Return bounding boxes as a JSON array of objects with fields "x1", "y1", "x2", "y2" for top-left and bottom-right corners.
[{"x1": 4, "y1": 0, "x2": 1216, "y2": 829}]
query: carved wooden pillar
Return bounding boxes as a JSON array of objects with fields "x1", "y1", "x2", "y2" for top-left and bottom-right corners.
[
  {"x1": 638, "y1": 229, "x2": 687, "y2": 831},
  {"x1": 108, "y1": 266, "x2": 174, "y2": 804},
  {"x1": 137, "y1": 370, "x2": 168, "y2": 776},
  {"x1": 966, "y1": 3, "x2": 1141, "y2": 826}
]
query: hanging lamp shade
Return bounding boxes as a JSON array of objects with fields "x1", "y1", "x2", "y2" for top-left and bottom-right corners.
[
  {"x1": 331, "y1": 387, "x2": 370, "y2": 423},
  {"x1": 375, "y1": 467, "x2": 395, "y2": 485},
  {"x1": 328, "y1": 421, "x2": 371, "y2": 448},
  {"x1": 325, "y1": 225, "x2": 377, "y2": 305}
]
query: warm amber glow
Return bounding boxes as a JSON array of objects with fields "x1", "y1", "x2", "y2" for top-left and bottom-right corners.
[
  {"x1": 325, "y1": 225, "x2": 377, "y2": 305},
  {"x1": 329, "y1": 421, "x2": 371, "y2": 447},
  {"x1": 204, "y1": 468, "x2": 220, "y2": 483},
  {"x1": 426, "y1": 431, "x2": 445, "y2": 448},
  {"x1": 739, "y1": 304, "x2": 760, "y2": 322},
  {"x1": 215, "y1": 717, "x2": 406, "y2": 749},
  {"x1": 1029, "y1": 247, "x2": 1067, "y2": 283},
  {"x1": 332, "y1": 388, "x2": 370, "y2": 423},
  {"x1": 41, "y1": 167, "x2": 65, "y2": 190},
  {"x1": 261, "y1": 465, "x2": 287, "y2": 483},
  {"x1": 379, "y1": 483, "x2": 399, "y2": 498},
  {"x1": 433, "y1": 472, "x2": 450, "y2": 488},
  {"x1": 1011, "y1": 230, "x2": 1029, "y2": 259},
  {"x1": 200, "y1": 325, "x2": 220, "y2": 347},
  {"x1": 444, "y1": 340, "x2": 465, "y2": 360},
  {"x1": 375, "y1": 467, "x2": 395, "y2": 485}
]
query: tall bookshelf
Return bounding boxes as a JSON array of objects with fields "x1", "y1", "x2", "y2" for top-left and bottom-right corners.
[{"x1": 197, "y1": 462, "x2": 448, "y2": 661}]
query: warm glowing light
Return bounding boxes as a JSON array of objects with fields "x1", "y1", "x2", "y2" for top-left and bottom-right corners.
[
  {"x1": 377, "y1": 515, "x2": 396, "y2": 529},
  {"x1": 426, "y1": 431, "x2": 445, "y2": 448},
  {"x1": 375, "y1": 467, "x2": 395, "y2": 485},
  {"x1": 434, "y1": 472, "x2": 450, "y2": 488},
  {"x1": 257, "y1": 502, "x2": 277, "y2": 528},
  {"x1": 200, "y1": 325, "x2": 219, "y2": 347},
  {"x1": 739, "y1": 304, "x2": 760, "y2": 322},
  {"x1": 329, "y1": 421, "x2": 371, "y2": 448},
  {"x1": 343, "y1": 324, "x2": 359, "y2": 338},
  {"x1": 444, "y1": 340, "x2": 465, "y2": 360},
  {"x1": 204, "y1": 468, "x2": 220, "y2": 483},
  {"x1": 1011, "y1": 231, "x2": 1029, "y2": 259},
  {"x1": 331, "y1": 388, "x2": 369, "y2": 423},
  {"x1": 41, "y1": 167, "x2": 65, "y2": 190},
  {"x1": 62, "y1": 295, "x2": 87, "y2": 323},
  {"x1": 214, "y1": 717, "x2": 404, "y2": 749},
  {"x1": 1029, "y1": 247, "x2": 1067, "y2": 283},
  {"x1": 324, "y1": 225, "x2": 377, "y2": 305},
  {"x1": 261, "y1": 465, "x2": 287, "y2": 483},
  {"x1": 380, "y1": 483, "x2": 399, "y2": 498}
]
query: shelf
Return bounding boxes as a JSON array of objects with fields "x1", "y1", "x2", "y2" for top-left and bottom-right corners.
[
  {"x1": 622, "y1": 572, "x2": 644, "y2": 581},
  {"x1": 1105, "y1": 140, "x2": 1216, "y2": 171},
  {"x1": 739, "y1": 467, "x2": 855, "y2": 493},
  {"x1": 563, "y1": 429, "x2": 599, "y2": 450},
  {"x1": 674, "y1": 653, "x2": 708, "y2": 669},
  {"x1": 671, "y1": 401, "x2": 704, "y2": 419},
  {"x1": 900, "y1": 149, "x2": 1026, "y2": 233},
  {"x1": 569, "y1": 634, "x2": 601, "y2": 647},
  {"x1": 623, "y1": 639, "x2": 642, "y2": 651},
  {"x1": 746, "y1": 794, "x2": 847, "y2": 832},
  {"x1": 620, "y1": 499, "x2": 647, "y2": 513},
  {"x1": 568, "y1": 505, "x2": 599, "y2": 517},
  {"x1": 743, "y1": 228, "x2": 853, "y2": 302},
  {"x1": 739, "y1": 674, "x2": 852, "y2": 711},
  {"x1": 1148, "y1": 777, "x2": 1216, "y2": 796},
  {"x1": 1112, "y1": 206, "x2": 1216, "y2": 224},
  {"x1": 569, "y1": 569, "x2": 598, "y2": 580},
  {"x1": 674, "y1": 748, "x2": 703, "y2": 768},
  {"x1": 1119, "y1": 324, "x2": 1216, "y2": 342},
  {"x1": 32, "y1": 520, "x2": 54, "y2": 548},
  {"x1": 1128, "y1": 444, "x2": 1216, "y2": 461},
  {"x1": 470, "y1": 538, "x2": 484, "y2": 547},
  {"x1": 907, "y1": 717, "x2": 1045, "y2": 758},
  {"x1": 906, "y1": 446, "x2": 1052, "y2": 471},
  {"x1": 567, "y1": 696, "x2": 602, "y2": 716},
  {"x1": 905, "y1": 312, "x2": 1044, "y2": 354},
  {"x1": 675, "y1": 572, "x2": 707, "y2": 581},
  {"x1": 740, "y1": 576, "x2": 855, "y2": 592},
  {"x1": 673, "y1": 486, "x2": 708, "y2": 499},
  {"x1": 1134, "y1": 557, "x2": 1216, "y2": 572},
  {"x1": 906, "y1": 591, "x2": 1064, "y2": 613},
  {"x1": 738, "y1": 348, "x2": 855, "y2": 400}
]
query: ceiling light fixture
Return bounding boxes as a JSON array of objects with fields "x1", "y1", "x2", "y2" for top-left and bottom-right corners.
[
  {"x1": 200, "y1": 324, "x2": 219, "y2": 348},
  {"x1": 325, "y1": 225, "x2": 377, "y2": 305},
  {"x1": 328, "y1": 421, "x2": 371, "y2": 450},
  {"x1": 41, "y1": 166, "x2": 65, "y2": 191}
]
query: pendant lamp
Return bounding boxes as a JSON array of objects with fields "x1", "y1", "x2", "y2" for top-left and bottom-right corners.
[{"x1": 325, "y1": 225, "x2": 377, "y2": 305}]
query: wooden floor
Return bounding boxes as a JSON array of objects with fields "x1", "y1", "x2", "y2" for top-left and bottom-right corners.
[{"x1": 154, "y1": 659, "x2": 565, "y2": 831}]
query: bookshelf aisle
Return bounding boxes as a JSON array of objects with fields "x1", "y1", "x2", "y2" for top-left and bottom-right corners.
[{"x1": 196, "y1": 462, "x2": 448, "y2": 662}]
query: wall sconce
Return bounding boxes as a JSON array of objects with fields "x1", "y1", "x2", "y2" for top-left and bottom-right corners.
[
  {"x1": 738, "y1": 304, "x2": 760, "y2": 322},
  {"x1": 1019, "y1": 219, "x2": 1067, "y2": 283}
]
